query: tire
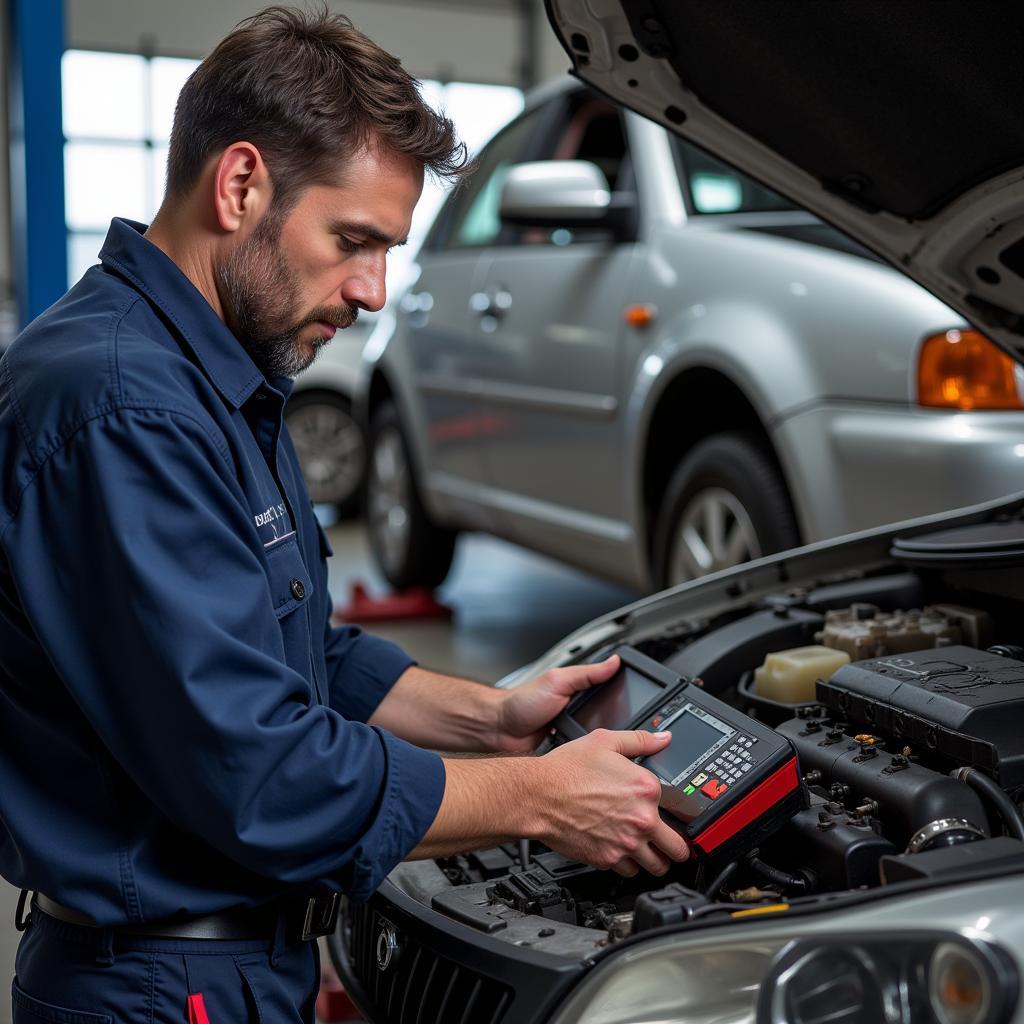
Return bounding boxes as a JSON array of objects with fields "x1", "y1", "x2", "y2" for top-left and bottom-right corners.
[
  {"x1": 366, "y1": 401, "x2": 457, "y2": 590},
  {"x1": 652, "y1": 433, "x2": 799, "y2": 590},
  {"x1": 285, "y1": 389, "x2": 365, "y2": 519}
]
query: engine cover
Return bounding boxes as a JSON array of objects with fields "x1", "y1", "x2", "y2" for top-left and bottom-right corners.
[{"x1": 817, "y1": 645, "x2": 1024, "y2": 786}]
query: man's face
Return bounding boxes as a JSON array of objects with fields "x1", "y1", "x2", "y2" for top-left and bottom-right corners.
[{"x1": 217, "y1": 144, "x2": 423, "y2": 379}]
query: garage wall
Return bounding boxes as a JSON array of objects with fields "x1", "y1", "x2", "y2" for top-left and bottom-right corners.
[{"x1": 67, "y1": 0, "x2": 571, "y2": 87}]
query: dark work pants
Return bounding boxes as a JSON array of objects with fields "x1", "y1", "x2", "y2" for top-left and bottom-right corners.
[{"x1": 11, "y1": 908, "x2": 320, "y2": 1023}]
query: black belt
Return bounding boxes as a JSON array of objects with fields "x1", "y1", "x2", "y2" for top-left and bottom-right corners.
[{"x1": 30, "y1": 891, "x2": 340, "y2": 943}]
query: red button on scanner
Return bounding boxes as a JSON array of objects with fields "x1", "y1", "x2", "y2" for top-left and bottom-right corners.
[
  {"x1": 651, "y1": 715, "x2": 663, "y2": 727},
  {"x1": 701, "y1": 779, "x2": 728, "y2": 799}
]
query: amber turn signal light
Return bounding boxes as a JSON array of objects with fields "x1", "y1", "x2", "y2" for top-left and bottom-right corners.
[
  {"x1": 624, "y1": 304, "x2": 657, "y2": 328},
  {"x1": 917, "y1": 328, "x2": 1024, "y2": 410}
]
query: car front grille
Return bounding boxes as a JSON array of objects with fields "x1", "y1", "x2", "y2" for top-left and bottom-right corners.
[{"x1": 348, "y1": 900, "x2": 514, "y2": 1024}]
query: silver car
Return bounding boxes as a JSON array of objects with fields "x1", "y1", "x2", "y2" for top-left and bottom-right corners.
[
  {"x1": 333, "y1": 4, "x2": 1024, "y2": 1022},
  {"x1": 361, "y1": 77, "x2": 1024, "y2": 592}
]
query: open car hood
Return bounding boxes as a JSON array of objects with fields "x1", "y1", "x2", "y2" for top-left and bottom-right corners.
[{"x1": 544, "y1": 0, "x2": 1024, "y2": 364}]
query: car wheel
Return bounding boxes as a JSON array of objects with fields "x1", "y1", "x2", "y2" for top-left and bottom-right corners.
[
  {"x1": 285, "y1": 389, "x2": 365, "y2": 519},
  {"x1": 367, "y1": 401, "x2": 457, "y2": 590},
  {"x1": 653, "y1": 433, "x2": 800, "y2": 589}
]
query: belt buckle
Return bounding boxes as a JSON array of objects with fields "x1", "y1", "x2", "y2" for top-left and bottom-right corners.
[{"x1": 299, "y1": 892, "x2": 341, "y2": 942}]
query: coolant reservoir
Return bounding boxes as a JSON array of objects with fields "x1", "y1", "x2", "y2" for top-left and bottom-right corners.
[{"x1": 754, "y1": 645, "x2": 851, "y2": 704}]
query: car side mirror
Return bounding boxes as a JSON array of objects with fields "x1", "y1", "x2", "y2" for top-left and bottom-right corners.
[{"x1": 499, "y1": 160, "x2": 637, "y2": 240}]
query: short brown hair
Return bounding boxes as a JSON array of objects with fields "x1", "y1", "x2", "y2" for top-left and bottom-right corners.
[{"x1": 165, "y1": 4, "x2": 470, "y2": 207}]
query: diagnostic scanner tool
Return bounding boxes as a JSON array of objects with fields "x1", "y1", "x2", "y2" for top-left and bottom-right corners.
[{"x1": 555, "y1": 646, "x2": 806, "y2": 860}]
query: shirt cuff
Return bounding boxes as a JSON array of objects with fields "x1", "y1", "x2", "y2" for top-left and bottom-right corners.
[{"x1": 346, "y1": 731, "x2": 446, "y2": 901}]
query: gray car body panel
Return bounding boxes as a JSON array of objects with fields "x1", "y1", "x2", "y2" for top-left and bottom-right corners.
[
  {"x1": 364, "y1": 78, "x2": 1024, "y2": 591},
  {"x1": 544, "y1": 0, "x2": 1024, "y2": 367}
]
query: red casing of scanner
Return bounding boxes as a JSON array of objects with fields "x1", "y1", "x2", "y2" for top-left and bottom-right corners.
[{"x1": 691, "y1": 758, "x2": 800, "y2": 854}]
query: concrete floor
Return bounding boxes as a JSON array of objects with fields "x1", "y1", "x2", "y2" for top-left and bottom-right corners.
[{"x1": 0, "y1": 522, "x2": 637, "y2": 1021}]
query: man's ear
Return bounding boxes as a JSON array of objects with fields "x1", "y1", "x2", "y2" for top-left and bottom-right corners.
[{"x1": 212, "y1": 142, "x2": 271, "y2": 233}]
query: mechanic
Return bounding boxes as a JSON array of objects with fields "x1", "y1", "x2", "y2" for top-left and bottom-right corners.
[{"x1": 0, "y1": 6, "x2": 688, "y2": 1021}]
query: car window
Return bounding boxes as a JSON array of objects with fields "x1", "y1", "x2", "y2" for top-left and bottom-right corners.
[
  {"x1": 674, "y1": 137, "x2": 795, "y2": 214},
  {"x1": 428, "y1": 90, "x2": 634, "y2": 252},
  {"x1": 436, "y1": 108, "x2": 545, "y2": 251}
]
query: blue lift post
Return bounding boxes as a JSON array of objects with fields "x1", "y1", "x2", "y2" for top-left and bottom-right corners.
[{"x1": 8, "y1": 0, "x2": 66, "y2": 328}]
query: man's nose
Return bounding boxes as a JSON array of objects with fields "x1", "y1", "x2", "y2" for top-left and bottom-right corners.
[{"x1": 341, "y1": 262, "x2": 387, "y2": 314}]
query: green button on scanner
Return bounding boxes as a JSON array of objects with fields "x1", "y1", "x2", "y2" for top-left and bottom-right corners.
[{"x1": 683, "y1": 785, "x2": 696, "y2": 795}]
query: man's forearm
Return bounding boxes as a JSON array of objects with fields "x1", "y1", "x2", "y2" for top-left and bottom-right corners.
[
  {"x1": 407, "y1": 730, "x2": 692, "y2": 875},
  {"x1": 368, "y1": 666, "x2": 508, "y2": 752},
  {"x1": 408, "y1": 756, "x2": 537, "y2": 858}
]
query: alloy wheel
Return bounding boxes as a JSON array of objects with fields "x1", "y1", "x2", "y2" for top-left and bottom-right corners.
[
  {"x1": 369, "y1": 426, "x2": 413, "y2": 576},
  {"x1": 668, "y1": 486, "x2": 762, "y2": 585},
  {"x1": 287, "y1": 400, "x2": 364, "y2": 508}
]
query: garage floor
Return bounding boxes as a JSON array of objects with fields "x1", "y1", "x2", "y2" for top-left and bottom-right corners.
[{"x1": 0, "y1": 522, "x2": 637, "y2": 1020}]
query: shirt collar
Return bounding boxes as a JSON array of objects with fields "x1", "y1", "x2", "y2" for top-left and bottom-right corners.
[{"x1": 99, "y1": 218, "x2": 265, "y2": 409}]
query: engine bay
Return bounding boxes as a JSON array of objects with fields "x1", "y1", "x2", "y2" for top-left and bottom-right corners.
[{"x1": 384, "y1": 521, "x2": 1024, "y2": 961}]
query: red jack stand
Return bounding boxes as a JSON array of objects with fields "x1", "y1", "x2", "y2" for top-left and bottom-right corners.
[
  {"x1": 333, "y1": 582, "x2": 453, "y2": 624},
  {"x1": 316, "y1": 960, "x2": 363, "y2": 1022}
]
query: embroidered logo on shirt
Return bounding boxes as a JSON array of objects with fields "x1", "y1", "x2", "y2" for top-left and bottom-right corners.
[{"x1": 255, "y1": 503, "x2": 295, "y2": 547}]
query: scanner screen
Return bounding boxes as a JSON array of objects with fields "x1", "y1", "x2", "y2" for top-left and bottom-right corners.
[{"x1": 574, "y1": 667, "x2": 663, "y2": 732}]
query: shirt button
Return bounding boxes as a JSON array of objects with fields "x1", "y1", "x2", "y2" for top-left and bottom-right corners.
[{"x1": 290, "y1": 579, "x2": 306, "y2": 600}]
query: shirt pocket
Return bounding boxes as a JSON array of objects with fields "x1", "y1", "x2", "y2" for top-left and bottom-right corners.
[{"x1": 263, "y1": 538, "x2": 316, "y2": 682}]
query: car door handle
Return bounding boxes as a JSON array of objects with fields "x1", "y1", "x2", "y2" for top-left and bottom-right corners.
[
  {"x1": 400, "y1": 291, "x2": 434, "y2": 314},
  {"x1": 469, "y1": 289, "x2": 513, "y2": 319},
  {"x1": 400, "y1": 290, "x2": 434, "y2": 328}
]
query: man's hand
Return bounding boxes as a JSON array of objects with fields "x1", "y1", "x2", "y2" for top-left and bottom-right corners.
[
  {"x1": 529, "y1": 728, "x2": 690, "y2": 876},
  {"x1": 492, "y1": 654, "x2": 621, "y2": 753},
  {"x1": 413, "y1": 727, "x2": 690, "y2": 877}
]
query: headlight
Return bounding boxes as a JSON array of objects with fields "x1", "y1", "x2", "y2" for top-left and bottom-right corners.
[
  {"x1": 550, "y1": 935, "x2": 785, "y2": 1024},
  {"x1": 550, "y1": 931, "x2": 1018, "y2": 1024}
]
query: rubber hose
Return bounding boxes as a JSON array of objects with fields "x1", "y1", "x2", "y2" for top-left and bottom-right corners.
[
  {"x1": 746, "y1": 853, "x2": 809, "y2": 894},
  {"x1": 951, "y1": 767, "x2": 1024, "y2": 841},
  {"x1": 703, "y1": 860, "x2": 738, "y2": 899}
]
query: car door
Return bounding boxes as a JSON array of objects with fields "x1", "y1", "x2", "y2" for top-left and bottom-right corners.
[
  {"x1": 399, "y1": 104, "x2": 551, "y2": 526},
  {"x1": 474, "y1": 93, "x2": 641, "y2": 562}
]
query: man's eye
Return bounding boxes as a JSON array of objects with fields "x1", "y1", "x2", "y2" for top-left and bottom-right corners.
[{"x1": 338, "y1": 237, "x2": 362, "y2": 253}]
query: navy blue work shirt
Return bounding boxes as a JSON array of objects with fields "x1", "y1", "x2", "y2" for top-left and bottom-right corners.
[{"x1": 0, "y1": 218, "x2": 445, "y2": 924}]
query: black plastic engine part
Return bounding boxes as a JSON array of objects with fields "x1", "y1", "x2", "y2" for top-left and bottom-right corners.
[
  {"x1": 989, "y1": 644, "x2": 1024, "y2": 660},
  {"x1": 880, "y1": 836, "x2": 1024, "y2": 885},
  {"x1": 488, "y1": 870, "x2": 576, "y2": 923},
  {"x1": 666, "y1": 607, "x2": 823, "y2": 694},
  {"x1": 761, "y1": 803, "x2": 897, "y2": 890},
  {"x1": 467, "y1": 846, "x2": 519, "y2": 880},
  {"x1": 778, "y1": 718, "x2": 989, "y2": 848},
  {"x1": 817, "y1": 645, "x2": 1024, "y2": 786},
  {"x1": 483, "y1": 851, "x2": 608, "y2": 925},
  {"x1": 632, "y1": 883, "x2": 708, "y2": 933}
]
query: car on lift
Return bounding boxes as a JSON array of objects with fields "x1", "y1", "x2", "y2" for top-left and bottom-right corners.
[
  {"x1": 360, "y1": 74, "x2": 1024, "y2": 595},
  {"x1": 334, "y1": 3, "x2": 1024, "y2": 1023},
  {"x1": 286, "y1": 318, "x2": 373, "y2": 519}
]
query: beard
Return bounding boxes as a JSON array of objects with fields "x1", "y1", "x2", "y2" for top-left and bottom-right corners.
[{"x1": 216, "y1": 210, "x2": 358, "y2": 379}]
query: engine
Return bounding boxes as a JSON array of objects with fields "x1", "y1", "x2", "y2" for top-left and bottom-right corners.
[{"x1": 402, "y1": 578, "x2": 1024, "y2": 951}]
